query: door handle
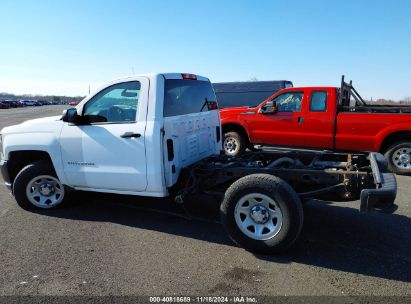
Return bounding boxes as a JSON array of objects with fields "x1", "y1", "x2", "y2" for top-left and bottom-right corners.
[
  {"x1": 121, "y1": 132, "x2": 141, "y2": 138},
  {"x1": 297, "y1": 116, "x2": 304, "y2": 124}
]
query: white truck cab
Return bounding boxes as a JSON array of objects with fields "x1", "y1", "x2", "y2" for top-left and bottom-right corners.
[
  {"x1": 1, "y1": 73, "x2": 221, "y2": 198},
  {"x1": 0, "y1": 73, "x2": 396, "y2": 254}
]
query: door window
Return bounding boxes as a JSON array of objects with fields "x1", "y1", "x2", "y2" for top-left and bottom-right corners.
[
  {"x1": 273, "y1": 92, "x2": 303, "y2": 112},
  {"x1": 310, "y1": 91, "x2": 327, "y2": 112},
  {"x1": 83, "y1": 81, "x2": 141, "y2": 123}
]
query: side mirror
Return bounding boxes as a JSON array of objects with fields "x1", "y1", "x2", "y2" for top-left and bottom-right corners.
[
  {"x1": 258, "y1": 101, "x2": 278, "y2": 114},
  {"x1": 62, "y1": 108, "x2": 79, "y2": 123}
]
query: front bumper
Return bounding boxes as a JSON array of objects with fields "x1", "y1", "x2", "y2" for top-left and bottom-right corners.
[
  {"x1": 0, "y1": 160, "x2": 12, "y2": 191},
  {"x1": 360, "y1": 153, "x2": 397, "y2": 213}
]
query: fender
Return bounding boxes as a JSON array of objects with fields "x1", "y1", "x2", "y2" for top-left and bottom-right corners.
[
  {"x1": 1, "y1": 116, "x2": 67, "y2": 185},
  {"x1": 375, "y1": 123, "x2": 411, "y2": 150},
  {"x1": 221, "y1": 118, "x2": 254, "y2": 142},
  {"x1": 220, "y1": 107, "x2": 256, "y2": 142},
  {"x1": 4, "y1": 133, "x2": 66, "y2": 185}
]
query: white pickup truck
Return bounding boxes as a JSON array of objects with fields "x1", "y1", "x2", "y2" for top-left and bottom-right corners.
[{"x1": 0, "y1": 73, "x2": 397, "y2": 253}]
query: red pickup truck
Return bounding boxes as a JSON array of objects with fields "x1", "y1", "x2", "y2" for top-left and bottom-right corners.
[{"x1": 220, "y1": 77, "x2": 411, "y2": 175}]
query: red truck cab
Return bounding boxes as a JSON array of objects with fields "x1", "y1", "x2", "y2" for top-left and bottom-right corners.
[{"x1": 220, "y1": 78, "x2": 411, "y2": 175}]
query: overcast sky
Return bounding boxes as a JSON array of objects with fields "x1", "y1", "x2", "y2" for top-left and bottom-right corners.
[{"x1": 1, "y1": 0, "x2": 410, "y2": 100}]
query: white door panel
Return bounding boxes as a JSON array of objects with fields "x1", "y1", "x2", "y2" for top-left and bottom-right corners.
[
  {"x1": 60, "y1": 123, "x2": 147, "y2": 191},
  {"x1": 59, "y1": 77, "x2": 149, "y2": 192}
]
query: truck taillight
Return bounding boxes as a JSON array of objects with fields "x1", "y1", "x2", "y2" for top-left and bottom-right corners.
[
  {"x1": 181, "y1": 73, "x2": 197, "y2": 80},
  {"x1": 208, "y1": 101, "x2": 218, "y2": 110}
]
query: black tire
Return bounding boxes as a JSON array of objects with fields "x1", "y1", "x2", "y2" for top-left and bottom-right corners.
[
  {"x1": 220, "y1": 174, "x2": 304, "y2": 254},
  {"x1": 223, "y1": 131, "x2": 247, "y2": 156},
  {"x1": 13, "y1": 161, "x2": 70, "y2": 210},
  {"x1": 384, "y1": 141, "x2": 411, "y2": 175}
]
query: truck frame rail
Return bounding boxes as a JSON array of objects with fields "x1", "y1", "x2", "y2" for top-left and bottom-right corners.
[{"x1": 176, "y1": 151, "x2": 396, "y2": 213}]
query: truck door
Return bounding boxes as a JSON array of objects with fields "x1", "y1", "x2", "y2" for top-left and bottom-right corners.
[
  {"x1": 246, "y1": 91, "x2": 307, "y2": 147},
  {"x1": 59, "y1": 78, "x2": 148, "y2": 192},
  {"x1": 301, "y1": 89, "x2": 335, "y2": 149}
]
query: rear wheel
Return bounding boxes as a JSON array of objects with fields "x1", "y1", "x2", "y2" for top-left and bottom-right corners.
[
  {"x1": 220, "y1": 174, "x2": 303, "y2": 254},
  {"x1": 223, "y1": 131, "x2": 247, "y2": 156},
  {"x1": 13, "y1": 161, "x2": 69, "y2": 210},
  {"x1": 384, "y1": 141, "x2": 411, "y2": 175}
]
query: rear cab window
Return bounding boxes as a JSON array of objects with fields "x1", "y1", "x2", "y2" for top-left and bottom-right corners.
[
  {"x1": 310, "y1": 91, "x2": 327, "y2": 112},
  {"x1": 164, "y1": 79, "x2": 218, "y2": 117}
]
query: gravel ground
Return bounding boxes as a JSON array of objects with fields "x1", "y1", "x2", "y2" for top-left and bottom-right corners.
[{"x1": 0, "y1": 106, "x2": 410, "y2": 298}]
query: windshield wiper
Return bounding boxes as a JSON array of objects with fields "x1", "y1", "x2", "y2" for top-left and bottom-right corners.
[{"x1": 200, "y1": 98, "x2": 209, "y2": 112}]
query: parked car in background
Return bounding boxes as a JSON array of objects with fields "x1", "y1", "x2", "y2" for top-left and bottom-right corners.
[
  {"x1": 21, "y1": 100, "x2": 37, "y2": 106},
  {"x1": 68, "y1": 100, "x2": 80, "y2": 106},
  {"x1": 0, "y1": 100, "x2": 16, "y2": 108},
  {"x1": 220, "y1": 76, "x2": 411, "y2": 175},
  {"x1": 4, "y1": 100, "x2": 25, "y2": 108},
  {"x1": 37, "y1": 100, "x2": 50, "y2": 106},
  {"x1": 0, "y1": 101, "x2": 11, "y2": 109},
  {"x1": 213, "y1": 80, "x2": 293, "y2": 109},
  {"x1": 16, "y1": 101, "x2": 26, "y2": 107},
  {"x1": 12, "y1": 100, "x2": 25, "y2": 108}
]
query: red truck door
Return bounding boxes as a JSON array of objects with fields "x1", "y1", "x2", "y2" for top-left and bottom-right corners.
[
  {"x1": 245, "y1": 90, "x2": 307, "y2": 147},
  {"x1": 301, "y1": 88, "x2": 336, "y2": 149}
]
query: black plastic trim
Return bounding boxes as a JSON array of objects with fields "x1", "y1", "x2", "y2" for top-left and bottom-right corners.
[
  {"x1": 0, "y1": 160, "x2": 12, "y2": 191},
  {"x1": 167, "y1": 139, "x2": 174, "y2": 161},
  {"x1": 360, "y1": 152, "x2": 397, "y2": 213}
]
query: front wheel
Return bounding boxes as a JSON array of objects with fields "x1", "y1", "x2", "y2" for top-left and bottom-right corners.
[
  {"x1": 220, "y1": 174, "x2": 303, "y2": 254},
  {"x1": 384, "y1": 141, "x2": 411, "y2": 175},
  {"x1": 223, "y1": 131, "x2": 247, "y2": 156},
  {"x1": 13, "y1": 161, "x2": 69, "y2": 210}
]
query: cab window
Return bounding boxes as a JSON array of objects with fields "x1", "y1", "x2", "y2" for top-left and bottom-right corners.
[
  {"x1": 83, "y1": 81, "x2": 140, "y2": 123},
  {"x1": 273, "y1": 92, "x2": 303, "y2": 112},
  {"x1": 164, "y1": 80, "x2": 217, "y2": 117},
  {"x1": 310, "y1": 91, "x2": 327, "y2": 112}
]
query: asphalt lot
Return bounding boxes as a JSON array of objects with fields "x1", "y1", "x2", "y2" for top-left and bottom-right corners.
[{"x1": 0, "y1": 106, "x2": 410, "y2": 297}]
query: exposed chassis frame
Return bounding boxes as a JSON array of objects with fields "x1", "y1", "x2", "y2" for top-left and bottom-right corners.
[{"x1": 175, "y1": 150, "x2": 397, "y2": 213}]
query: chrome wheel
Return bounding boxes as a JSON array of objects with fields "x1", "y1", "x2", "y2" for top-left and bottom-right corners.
[
  {"x1": 392, "y1": 147, "x2": 411, "y2": 170},
  {"x1": 224, "y1": 137, "x2": 239, "y2": 155},
  {"x1": 25, "y1": 175, "x2": 65, "y2": 208},
  {"x1": 234, "y1": 193, "x2": 283, "y2": 241}
]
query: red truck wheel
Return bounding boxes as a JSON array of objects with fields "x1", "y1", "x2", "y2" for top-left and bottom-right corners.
[
  {"x1": 223, "y1": 131, "x2": 246, "y2": 156},
  {"x1": 384, "y1": 141, "x2": 411, "y2": 175}
]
